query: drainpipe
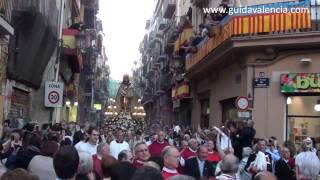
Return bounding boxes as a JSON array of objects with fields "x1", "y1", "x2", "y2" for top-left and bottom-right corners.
[{"x1": 52, "y1": 0, "x2": 65, "y2": 124}]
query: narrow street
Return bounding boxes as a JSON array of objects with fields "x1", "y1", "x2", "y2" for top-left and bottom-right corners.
[{"x1": 0, "y1": 0, "x2": 319, "y2": 180}]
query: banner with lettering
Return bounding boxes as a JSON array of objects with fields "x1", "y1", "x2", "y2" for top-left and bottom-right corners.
[{"x1": 280, "y1": 73, "x2": 320, "y2": 93}]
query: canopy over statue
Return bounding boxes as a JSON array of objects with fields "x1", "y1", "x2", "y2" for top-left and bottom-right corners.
[{"x1": 116, "y1": 74, "x2": 134, "y2": 112}]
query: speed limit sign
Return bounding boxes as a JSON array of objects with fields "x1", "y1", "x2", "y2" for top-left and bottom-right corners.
[{"x1": 45, "y1": 81, "x2": 64, "y2": 107}]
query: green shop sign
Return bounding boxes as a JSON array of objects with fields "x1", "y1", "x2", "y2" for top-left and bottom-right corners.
[{"x1": 280, "y1": 73, "x2": 320, "y2": 93}]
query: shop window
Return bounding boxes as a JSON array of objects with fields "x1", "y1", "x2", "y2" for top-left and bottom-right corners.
[{"x1": 287, "y1": 96, "x2": 320, "y2": 150}]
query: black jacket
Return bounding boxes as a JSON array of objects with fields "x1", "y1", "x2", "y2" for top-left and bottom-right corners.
[
  {"x1": 73, "y1": 130, "x2": 84, "y2": 145},
  {"x1": 275, "y1": 158, "x2": 294, "y2": 180},
  {"x1": 183, "y1": 157, "x2": 215, "y2": 180},
  {"x1": 240, "y1": 127, "x2": 256, "y2": 148}
]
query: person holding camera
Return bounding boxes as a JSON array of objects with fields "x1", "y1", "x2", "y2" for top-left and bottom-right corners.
[
  {"x1": 0, "y1": 129, "x2": 22, "y2": 160},
  {"x1": 265, "y1": 137, "x2": 281, "y2": 163}
]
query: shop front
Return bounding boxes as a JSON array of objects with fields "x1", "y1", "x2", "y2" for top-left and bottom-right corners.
[{"x1": 281, "y1": 73, "x2": 320, "y2": 149}]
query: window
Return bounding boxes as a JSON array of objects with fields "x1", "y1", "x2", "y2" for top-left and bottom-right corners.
[
  {"x1": 287, "y1": 96, "x2": 320, "y2": 150},
  {"x1": 311, "y1": 0, "x2": 320, "y2": 21}
]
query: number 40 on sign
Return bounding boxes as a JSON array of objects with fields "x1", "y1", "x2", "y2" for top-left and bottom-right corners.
[{"x1": 44, "y1": 81, "x2": 64, "y2": 107}]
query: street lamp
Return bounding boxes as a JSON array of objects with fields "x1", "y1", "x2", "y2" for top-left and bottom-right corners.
[
  {"x1": 314, "y1": 99, "x2": 320, "y2": 112},
  {"x1": 286, "y1": 97, "x2": 292, "y2": 105}
]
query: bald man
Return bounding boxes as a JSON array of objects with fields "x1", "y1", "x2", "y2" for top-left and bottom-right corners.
[
  {"x1": 148, "y1": 131, "x2": 169, "y2": 157},
  {"x1": 215, "y1": 154, "x2": 239, "y2": 179},
  {"x1": 254, "y1": 171, "x2": 277, "y2": 180}
]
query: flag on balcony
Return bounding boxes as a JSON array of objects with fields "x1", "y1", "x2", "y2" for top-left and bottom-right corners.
[{"x1": 172, "y1": 81, "x2": 190, "y2": 100}]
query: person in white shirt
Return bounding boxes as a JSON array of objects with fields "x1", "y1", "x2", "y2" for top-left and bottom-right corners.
[
  {"x1": 110, "y1": 130, "x2": 130, "y2": 159},
  {"x1": 77, "y1": 127, "x2": 99, "y2": 155}
]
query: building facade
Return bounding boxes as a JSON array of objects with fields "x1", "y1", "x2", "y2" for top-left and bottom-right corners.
[
  {"x1": 137, "y1": 0, "x2": 320, "y2": 148},
  {"x1": 0, "y1": 0, "x2": 109, "y2": 127}
]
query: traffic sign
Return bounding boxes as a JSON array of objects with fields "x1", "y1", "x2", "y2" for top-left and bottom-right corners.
[
  {"x1": 45, "y1": 81, "x2": 64, "y2": 107},
  {"x1": 235, "y1": 96, "x2": 249, "y2": 111}
]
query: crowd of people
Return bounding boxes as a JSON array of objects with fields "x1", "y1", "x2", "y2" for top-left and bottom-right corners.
[{"x1": 0, "y1": 120, "x2": 319, "y2": 180}]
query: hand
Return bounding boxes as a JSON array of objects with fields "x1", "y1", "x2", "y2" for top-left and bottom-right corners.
[{"x1": 87, "y1": 172, "x2": 95, "y2": 180}]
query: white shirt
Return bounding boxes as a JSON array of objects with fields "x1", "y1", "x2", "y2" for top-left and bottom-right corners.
[
  {"x1": 109, "y1": 140, "x2": 130, "y2": 159},
  {"x1": 76, "y1": 142, "x2": 97, "y2": 155},
  {"x1": 28, "y1": 155, "x2": 56, "y2": 180}
]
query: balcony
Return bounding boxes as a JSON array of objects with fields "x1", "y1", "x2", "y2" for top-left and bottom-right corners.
[
  {"x1": 163, "y1": 0, "x2": 176, "y2": 19},
  {"x1": 186, "y1": 6, "x2": 320, "y2": 72}
]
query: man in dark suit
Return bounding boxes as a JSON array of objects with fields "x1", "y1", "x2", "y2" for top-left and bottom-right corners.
[
  {"x1": 183, "y1": 145, "x2": 215, "y2": 179},
  {"x1": 275, "y1": 147, "x2": 295, "y2": 180}
]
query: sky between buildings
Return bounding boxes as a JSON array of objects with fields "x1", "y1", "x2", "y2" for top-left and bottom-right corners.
[{"x1": 98, "y1": 0, "x2": 155, "y2": 81}]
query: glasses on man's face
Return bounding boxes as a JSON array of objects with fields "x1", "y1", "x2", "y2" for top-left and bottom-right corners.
[
  {"x1": 92, "y1": 134, "x2": 99, "y2": 136},
  {"x1": 136, "y1": 149, "x2": 148, "y2": 153}
]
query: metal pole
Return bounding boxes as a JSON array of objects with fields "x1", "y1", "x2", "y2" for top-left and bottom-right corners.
[{"x1": 52, "y1": 0, "x2": 65, "y2": 124}]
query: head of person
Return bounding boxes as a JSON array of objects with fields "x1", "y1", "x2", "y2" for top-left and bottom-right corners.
[
  {"x1": 97, "y1": 142, "x2": 110, "y2": 159},
  {"x1": 118, "y1": 150, "x2": 133, "y2": 163},
  {"x1": 254, "y1": 171, "x2": 277, "y2": 180},
  {"x1": 295, "y1": 151, "x2": 320, "y2": 179},
  {"x1": 283, "y1": 140, "x2": 296, "y2": 157},
  {"x1": 207, "y1": 140, "x2": 215, "y2": 151},
  {"x1": 227, "y1": 121, "x2": 237, "y2": 132},
  {"x1": 181, "y1": 140, "x2": 188, "y2": 150},
  {"x1": 280, "y1": 147, "x2": 290, "y2": 160},
  {"x1": 41, "y1": 141, "x2": 59, "y2": 157},
  {"x1": 110, "y1": 161, "x2": 136, "y2": 180},
  {"x1": 144, "y1": 161, "x2": 161, "y2": 171},
  {"x1": 11, "y1": 129, "x2": 22, "y2": 142},
  {"x1": 151, "y1": 134, "x2": 158, "y2": 142},
  {"x1": 220, "y1": 154, "x2": 239, "y2": 176},
  {"x1": 101, "y1": 155, "x2": 118, "y2": 178},
  {"x1": 162, "y1": 146, "x2": 180, "y2": 169},
  {"x1": 268, "y1": 136, "x2": 277, "y2": 147},
  {"x1": 169, "y1": 175, "x2": 196, "y2": 180},
  {"x1": 78, "y1": 152, "x2": 93, "y2": 175},
  {"x1": 242, "y1": 147, "x2": 252, "y2": 158},
  {"x1": 224, "y1": 147, "x2": 234, "y2": 155},
  {"x1": 148, "y1": 156, "x2": 164, "y2": 170},
  {"x1": 28, "y1": 133, "x2": 42, "y2": 150},
  {"x1": 247, "y1": 120, "x2": 254, "y2": 127},
  {"x1": 116, "y1": 130, "x2": 125, "y2": 143},
  {"x1": 0, "y1": 168, "x2": 38, "y2": 180},
  {"x1": 197, "y1": 145, "x2": 208, "y2": 161},
  {"x1": 87, "y1": 127, "x2": 99, "y2": 145},
  {"x1": 134, "y1": 142, "x2": 150, "y2": 162},
  {"x1": 257, "y1": 139, "x2": 266, "y2": 152},
  {"x1": 157, "y1": 131, "x2": 165, "y2": 143},
  {"x1": 53, "y1": 146, "x2": 79, "y2": 179},
  {"x1": 188, "y1": 138, "x2": 199, "y2": 151},
  {"x1": 301, "y1": 137, "x2": 313, "y2": 152},
  {"x1": 184, "y1": 134, "x2": 191, "y2": 141},
  {"x1": 131, "y1": 166, "x2": 163, "y2": 180}
]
